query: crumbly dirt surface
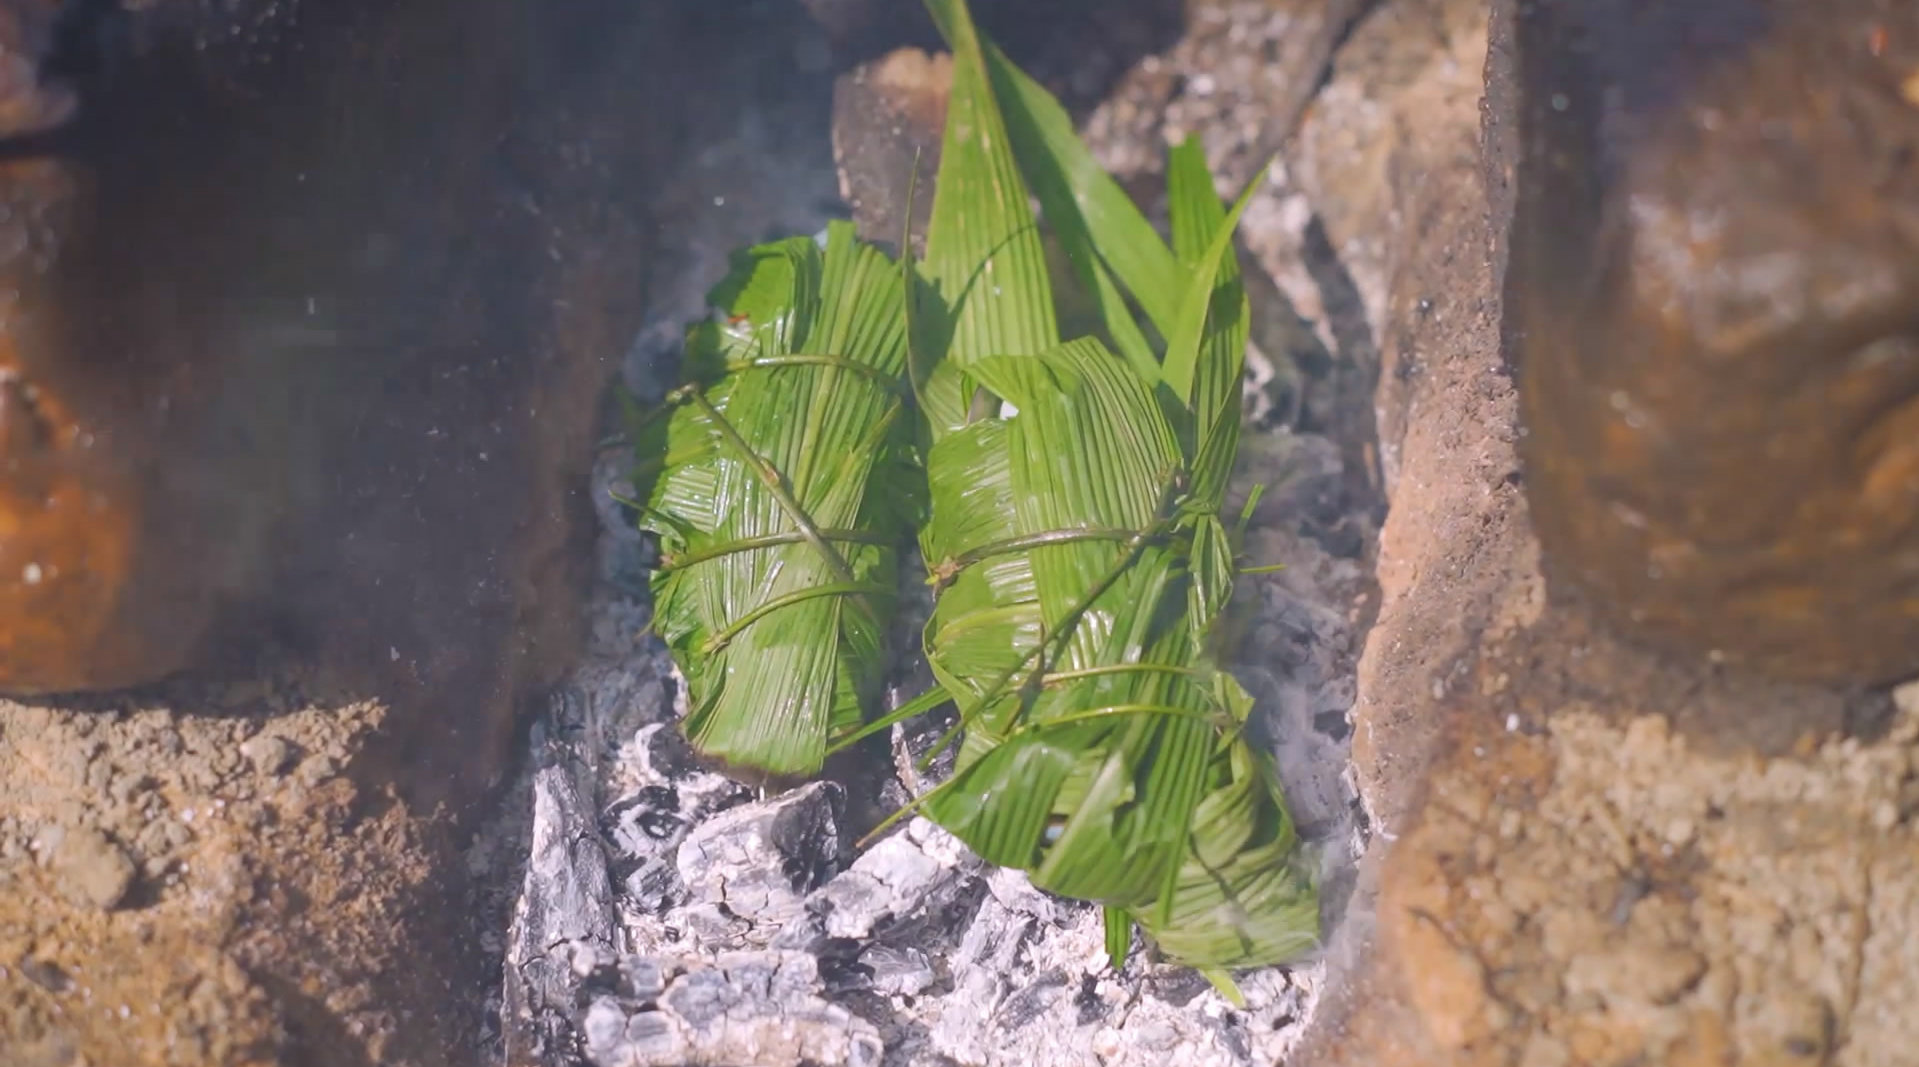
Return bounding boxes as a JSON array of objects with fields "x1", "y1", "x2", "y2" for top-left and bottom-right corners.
[
  {"x1": 1384, "y1": 687, "x2": 1919, "y2": 1067},
  {"x1": 0, "y1": 687, "x2": 459, "y2": 1067}
]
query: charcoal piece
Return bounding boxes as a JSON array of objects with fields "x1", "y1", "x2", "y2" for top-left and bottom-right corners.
[
  {"x1": 605, "y1": 723, "x2": 755, "y2": 919},
  {"x1": 994, "y1": 970, "x2": 1069, "y2": 1030},
  {"x1": 675, "y1": 782, "x2": 844, "y2": 932},
  {"x1": 1499, "y1": 0, "x2": 1919, "y2": 683},
  {"x1": 621, "y1": 861, "x2": 684, "y2": 915},
  {"x1": 862, "y1": 944, "x2": 936, "y2": 997},
  {"x1": 504, "y1": 705, "x2": 619, "y2": 1066},
  {"x1": 799, "y1": 817, "x2": 979, "y2": 942},
  {"x1": 581, "y1": 952, "x2": 885, "y2": 1067}
]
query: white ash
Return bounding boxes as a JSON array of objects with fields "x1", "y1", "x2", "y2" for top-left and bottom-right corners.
[
  {"x1": 500, "y1": 403, "x2": 1367, "y2": 1067},
  {"x1": 580, "y1": 952, "x2": 885, "y2": 1067},
  {"x1": 916, "y1": 868, "x2": 1321, "y2": 1067},
  {"x1": 673, "y1": 782, "x2": 844, "y2": 946},
  {"x1": 502, "y1": 701, "x2": 621, "y2": 1065}
]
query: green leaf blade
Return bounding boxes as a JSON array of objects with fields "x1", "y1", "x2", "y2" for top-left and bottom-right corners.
[
  {"x1": 917, "y1": 0, "x2": 1058, "y2": 439},
  {"x1": 1160, "y1": 165, "x2": 1261, "y2": 418},
  {"x1": 976, "y1": 35, "x2": 1187, "y2": 339},
  {"x1": 901, "y1": 0, "x2": 1320, "y2": 975},
  {"x1": 633, "y1": 221, "x2": 914, "y2": 777}
]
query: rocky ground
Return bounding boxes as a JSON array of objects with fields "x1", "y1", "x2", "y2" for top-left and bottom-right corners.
[
  {"x1": 1290, "y1": 3, "x2": 1919, "y2": 1066},
  {"x1": 3, "y1": 1, "x2": 1915, "y2": 1065}
]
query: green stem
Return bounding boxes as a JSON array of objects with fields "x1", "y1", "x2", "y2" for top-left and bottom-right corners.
[
  {"x1": 724, "y1": 353, "x2": 904, "y2": 388},
  {"x1": 825, "y1": 685, "x2": 954, "y2": 755},
  {"x1": 659, "y1": 528, "x2": 892, "y2": 573},
  {"x1": 670, "y1": 383, "x2": 860, "y2": 586},
  {"x1": 929, "y1": 526, "x2": 1143, "y2": 586},
  {"x1": 700, "y1": 580, "x2": 896, "y2": 655},
  {"x1": 1040, "y1": 663, "x2": 1206, "y2": 688}
]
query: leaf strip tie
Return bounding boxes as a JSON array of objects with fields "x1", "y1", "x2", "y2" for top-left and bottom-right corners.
[
  {"x1": 658, "y1": 528, "x2": 894, "y2": 573},
  {"x1": 899, "y1": 473, "x2": 1186, "y2": 791},
  {"x1": 1016, "y1": 702, "x2": 1225, "y2": 732},
  {"x1": 666, "y1": 382, "x2": 907, "y2": 657},
  {"x1": 722, "y1": 352, "x2": 906, "y2": 390},
  {"x1": 700, "y1": 580, "x2": 899, "y2": 655},
  {"x1": 928, "y1": 526, "x2": 1151, "y2": 587},
  {"x1": 1038, "y1": 663, "x2": 1209, "y2": 689},
  {"x1": 949, "y1": 470, "x2": 1186, "y2": 740},
  {"x1": 666, "y1": 382, "x2": 863, "y2": 585}
]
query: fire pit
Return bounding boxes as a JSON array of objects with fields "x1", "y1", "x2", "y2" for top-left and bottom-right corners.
[{"x1": 0, "y1": 2, "x2": 1915, "y2": 1066}]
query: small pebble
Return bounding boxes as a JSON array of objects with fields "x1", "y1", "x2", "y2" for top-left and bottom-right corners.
[
  {"x1": 49, "y1": 827, "x2": 137, "y2": 912},
  {"x1": 298, "y1": 753, "x2": 340, "y2": 786},
  {"x1": 240, "y1": 734, "x2": 297, "y2": 777},
  {"x1": 1871, "y1": 801, "x2": 1898, "y2": 830}
]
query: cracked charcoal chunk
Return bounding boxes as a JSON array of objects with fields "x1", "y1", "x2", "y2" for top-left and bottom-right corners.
[
  {"x1": 660, "y1": 966, "x2": 732, "y2": 1028},
  {"x1": 800, "y1": 817, "x2": 978, "y2": 941},
  {"x1": 621, "y1": 1012, "x2": 680, "y2": 1060},
  {"x1": 621, "y1": 862, "x2": 683, "y2": 915},
  {"x1": 675, "y1": 782, "x2": 843, "y2": 931},
  {"x1": 1503, "y1": 0, "x2": 1919, "y2": 684},
  {"x1": 994, "y1": 971, "x2": 1069, "y2": 1030},
  {"x1": 582, "y1": 998, "x2": 634, "y2": 1061},
  {"x1": 604, "y1": 725, "x2": 751, "y2": 918},
  {"x1": 862, "y1": 944, "x2": 935, "y2": 997},
  {"x1": 584, "y1": 953, "x2": 885, "y2": 1067},
  {"x1": 619, "y1": 957, "x2": 668, "y2": 1002},
  {"x1": 504, "y1": 709, "x2": 619, "y2": 1064}
]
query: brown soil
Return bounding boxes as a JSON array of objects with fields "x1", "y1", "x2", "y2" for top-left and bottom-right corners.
[{"x1": 0, "y1": 686, "x2": 465, "y2": 1067}]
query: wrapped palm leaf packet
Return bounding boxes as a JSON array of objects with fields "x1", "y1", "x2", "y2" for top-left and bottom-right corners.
[
  {"x1": 889, "y1": 0, "x2": 1321, "y2": 974},
  {"x1": 627, "y1": 221, "x2": 914, "y2": 778}
]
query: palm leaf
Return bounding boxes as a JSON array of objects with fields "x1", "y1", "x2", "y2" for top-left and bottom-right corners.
[
  {"x1": 959, "y1": 24, "x2": 1186, "y2": 341},
  {"x1": 1134, "y1": 708, "x2": 1321, "y2": 967},
  {"x1": 1160, "y1": 147, "x2": 1260, "y2": 443},
  {"x1": 917, "y1": 337, "x2": 1218, "y2": 907},
  {"x1": 629, "y1": 221, "x2": 914, "y2": 777},
  {"x1": 908, "y1": 0, "x2": 1319, "y2": 972},
  {"x1": 915, "y1": 0, "x2": 1058, "y2": 441}
]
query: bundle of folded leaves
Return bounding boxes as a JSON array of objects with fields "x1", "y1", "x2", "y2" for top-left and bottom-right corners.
[
  {"x1": 627, "y1": 223, "x2": 916, "y2": 778},
  {"x1": 628, "y1": 0, "x2": 1319, "y2": 984}
]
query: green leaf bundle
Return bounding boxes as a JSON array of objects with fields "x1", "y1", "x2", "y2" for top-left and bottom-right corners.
[
  {"x1": 627, "y1": 222, "x2": 915, "y2": 778},
  {"x1": 624, "y1": 0, "x2": 1322, "y2": 980},
  {"x1": 899, "y1": 0, "x2": 1320, "y2": 972}
]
